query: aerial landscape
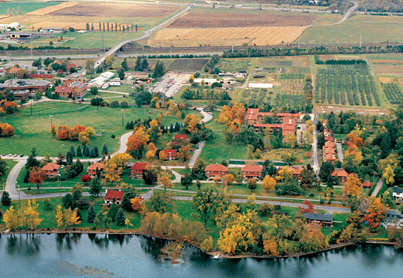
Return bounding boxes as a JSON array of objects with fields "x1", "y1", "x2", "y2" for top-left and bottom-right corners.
[{"x1": 1, "y1": 0, "x2": 403, "y2": 277}]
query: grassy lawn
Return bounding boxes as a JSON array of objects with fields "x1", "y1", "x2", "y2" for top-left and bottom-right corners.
[
  {"x1": 263, "y1": 148, "x2": 311, "y2": 164},
  {"x1": 0, "y1": 102, "x2": 195, "y2": 156},
  {"x1": 0, "y1": 159, "x2": 17, "y2": 190},
  {"x1": 60, "y1": 31, "x2": 143, "y2": 49}
]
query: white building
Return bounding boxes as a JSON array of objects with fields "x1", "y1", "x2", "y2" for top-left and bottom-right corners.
[
  {"x1": 194, "y1": 78, "x2": 218, "y2": 86},
  {"x1": 248, "y1": 83, "x2": 273, "y2": 89},
  {"x1": 0, "y1": 22, "x2": 20, "y2": 30},
  {"x1": 88, "y1": 71, "x2": 115, "y2": 88},
  {"x1": 392, "y1": 186, "x2": 403, "y2": 201}
]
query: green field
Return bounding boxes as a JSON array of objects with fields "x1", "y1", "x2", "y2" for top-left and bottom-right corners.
[
  {"x1": 60, "y1": 31, "x2": 143, "y2": 49},
  {"x1": 301, "y1": 14, "x2": 403, "y2": 44},
  {"x1": 0, "y1": 102, "x2": 192, "y2": 156},
  {"x1": 0, "y1": 2, "x2": 59, "y2": 15}
]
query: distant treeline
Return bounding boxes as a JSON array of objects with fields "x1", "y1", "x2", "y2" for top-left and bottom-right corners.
[
  {"x1": 314, "y1": 55, "x2": 367, "y2": 65},
  {"x1": 0, "y1": 44, "x2": 71, "y2": 50},
  {"x1": 222, "y1": 45, "x2": 403, "y2": 58}
]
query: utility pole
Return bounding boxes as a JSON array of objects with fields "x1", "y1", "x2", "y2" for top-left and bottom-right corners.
[
  {"x1": 30, "y1": 99, "x2": 33, "y2": 116},
  {"x1": 359, "y1": 35, "x2": 362, "y2": 48},
  {"x1": 298, "y1": 37, "x2": 300, "y2": 50},
  {"x1": 49, "y1": 115, "x2": 53, "y2": 128},
  {"x1": 121, "y1": 109, "x2": 125, "y2": 127}
]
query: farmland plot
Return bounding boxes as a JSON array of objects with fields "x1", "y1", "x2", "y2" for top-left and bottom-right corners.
[
  {"x1": 168, "y1": 58, "x2": 209, "y2": 71},
  {"x1": 381, "y1": 83, "x2": 403, "y2": 105},
  {"x1": 315, "y1": 64, "x2": 380, "y2": 107}
]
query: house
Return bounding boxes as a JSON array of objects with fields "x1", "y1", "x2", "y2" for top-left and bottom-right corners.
[
  {"x1": 382, "y1": 209, "x2": 403, "y2": 228},
  {"x1": 41, "y1": 162, "x2": 60, "y2": 178},
  {"x1": 241, "y1": 164, "x2": 263, "y2": 180},
  {"x1": 331, "y1": 168, "x2": 349, "y2": 184},
  {"x1": 131, "y1": 162, "x2": 149, "y2": 178},
  {"x1": 362, "y1": 181, "x2": 372, "y2": 188},
  {"x1": 392, "y1": 186, "x2": 403, "y2": 201},
  {"x1": 104, "y1": 190, "x2": 124, "y2": 205},
  {"x1": 173, "y1": 134, "x2": 187, "y2": 141},
  {"x1": 160, "y1": 149, "x2": 177, "y2": 160},
  {"x1": 12, "y1": 90, "x2": 31, "y2": 100},
  {"x1": 55, "y1": 80, "x2": 88, "y2": 98},
  {"x1": 205, "y1": 164, "x2": 228, "y2": 179},
  {"x1": 87, "y1": 162, "x2": 105, "y2": 177},
  {"x1": 304, "y1": 213, "x2": 333, "y2": 227},
  {"x1": 289, "y1": 165, "x2": 304, "y2": 179}
]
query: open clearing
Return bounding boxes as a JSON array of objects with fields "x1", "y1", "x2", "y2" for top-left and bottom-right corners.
[
  {"x1": 149, "y1": 26, "x2": 307, "y2": 47},
  {"x1": 49, "y1": 2, "x2": 181, "y2": 18},
  {"x1": 168, "y1": 12, "x2": 315, "y2": 28}
]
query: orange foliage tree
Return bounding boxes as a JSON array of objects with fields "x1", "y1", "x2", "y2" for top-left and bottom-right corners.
[
  {"x1": 0, "y1": 122, "x2": 15, "y2": 137},
  {"x1": 126, "y1": 126, "x2": 150, "y2": 153},
  {"x1": 130, "y1": 196, "x2": 145, "y2": 212},
  {"x1": 343, "y1": 174, "x2": 362, "y2": 199},
  {"x1": 360, "y1": 197, "x2": 387, "y2": 232},
  {"x1": 28, "y1": 166, "x2": 46, "y2": 191}
]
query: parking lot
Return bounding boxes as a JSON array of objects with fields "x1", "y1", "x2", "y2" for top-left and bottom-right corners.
[{"x1": 151, "y1": 73, "x2": 190, "y2": 98}]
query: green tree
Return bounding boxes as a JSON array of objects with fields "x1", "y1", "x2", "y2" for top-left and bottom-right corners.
[
  {"x1": 121, "y1": 58, "x2": 128, "y2": 71},
  {"x1": 147, "y1": 191, "x2": 174, "y2": 213},
  {"x1": 116, "y1": 208, "x2": 126, "y2": 226},
  {"x1": 1, "y1": 191, "x2": 11, "y2": 206},
  {"x1": 192, "y1": 187, "x2": 225, "y2": 229},
  {"x1": 152, "y1": 61, "x2": 165, "y2": 79},
  {"x1": 87, "y1": 204, "x2": 96, "y2": 223},
  {"x1": 26, "y1": 148, "x2": 39, "y2": 169},
  {"x1": 89, "y1": 177, "x2": 102, "y2": 198},
  {"x1": 62, "y1": 193, "x2": 73, "y2": 209},
  {"x1": 90, "y1": 87, "x2": 99, "y2": 95},
  {"x1": 107, "y1": 203, "x2": 120, "y2": 221}
]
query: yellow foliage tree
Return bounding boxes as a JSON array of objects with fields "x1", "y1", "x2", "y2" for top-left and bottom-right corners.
[
  {"x1": 22, "y1": 200, "x2": 43, "y2": 230},
  {"x1": 224, "y1": 174, "x2": 234, "y2": 184},
  {"x1": 103, "y1": 161, "x2": 122, "y2": 185},
  {"x1": 110, "y1": 153, "x2": 133, "y2": 168},
  {"x1": 64, "y1": 208, "x2": 81, "y2": 227},
  {"x1": 55, "y1": 205, "x2": 64, "y2": 227},
  {"x1": 343, "y1": 174, "x2": 362, "y2": 199},
  {"x1": 262, "y1": 176, "x2": 276, "y2": 192},
  {"x1": 383, "y1": 164, "x2": 395, "y2": 185},
  {"x1": 2, "y1": 206, "x2": 22, "y2": 231},
  {"x1": 275, "y1": 166, "x2": 294, "y2": 181},
  {"x1": 158, "y1": 172, "x2": 173, "y2": 191}
]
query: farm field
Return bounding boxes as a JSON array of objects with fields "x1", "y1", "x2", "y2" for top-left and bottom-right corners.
[
  {"x1": 301, "y1": 14, "x2": 403, "y2": 44},
  {"x1": 148, "y1": 26, "x2": 308, "y2": 47},
  {"x1": 0, "y1": 102, "x2": 193, "y2": 156},
  {"x1": 315, "y1": 63, "x2": 382, "y2": 107},
  {"x1": 50, "y1": 2, "x2": 181, "y2": 18},
  {"x1": 168, "y1": 58, "x2": 208, "y2": 71},
  {"x1": 381, "y1": 83, "x2": 403, "y2": 105},
  {"x1": 0, "y1": 1, "x2": 59, "y2": 15},
  {"x1": 167, "y1": 10, "x2": 315, "y2": 28}
]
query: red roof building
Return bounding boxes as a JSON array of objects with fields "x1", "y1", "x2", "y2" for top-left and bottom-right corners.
[
  {"x1": 173, "y1": 134, "x2": 187, "y2": 141},
  {"x1": 331, "y1": 168, "x2": 349, "y2": 184},
  {"x1": 41, "y1": 162, "x2": 60, "y2": 178},
  {"x1": 290, "y1": 165, "x2": 304, "y2": 179},
  {"x1": 282, "y1": 117, "x2": 296, "y2": 137},
  {"x1": 55, "y1": 80, "x2": 87, "y2": 98},
  {"x1": 241, "y1": 164, "x2": 263, "y2": 180},
  {"x1": 104, "y1": 190, "x2": 124, "y2": 205},
  {"x1": 160, "y1": 149, "x2": 177, "y2": 160},
  {"x1": 205, "y1": 164, "x2": 228, "y2": 178},
  {"x1": 27, "y1": 73, "x2": 54, "y2": 79},
  {"x1": 131, "y1": 162, "x2": 149, "y2": 178},
  {"x1": 87, "y1": 162, "x2": 105, "y2": 177},
  {"x1": 363, "y1": 181, "x2": 373, "y2": 188}
]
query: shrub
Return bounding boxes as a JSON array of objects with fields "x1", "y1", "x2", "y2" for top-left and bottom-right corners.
[
  {"x1": 110, "y1": 101, "x2": 120, "y2": 108},
  {"x1": 81, "y1": 175, "x2": 92, "y2": 183}
]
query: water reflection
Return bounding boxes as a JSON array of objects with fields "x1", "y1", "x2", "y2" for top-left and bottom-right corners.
[{"x1": 6, "y1": 234, "x2": 40, "y2": 256}]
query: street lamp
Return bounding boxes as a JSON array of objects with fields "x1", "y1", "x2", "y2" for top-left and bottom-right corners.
[
  {"x1": 121, "y1": 109, "x2": 125, "y2": 127},
  {"x1": 49, "y1": 115, "x2": 53, "y2": 128}
]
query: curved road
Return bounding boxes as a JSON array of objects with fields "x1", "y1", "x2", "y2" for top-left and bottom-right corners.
[
  {"x1": 324, "y1": 1, "x2": 358, "y2": 26},
  {"x1": 94, "y1": 6, "x2": 191, "y2": 69}
]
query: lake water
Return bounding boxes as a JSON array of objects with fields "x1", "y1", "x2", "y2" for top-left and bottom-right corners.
[{"x1": 0, "y1": 233, "x2": 402, "y2": 278}]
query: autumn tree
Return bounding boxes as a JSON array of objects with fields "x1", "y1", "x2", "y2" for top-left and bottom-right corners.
[
  {"x1": 360, "y1": 197, "x2": 387, "y2": 232},
  {"x1": 103, "y1": 161, "x2": 122, "y2": 185},
  {"x1": 177, "y1": 144, "x2": 192, "y2": 165},
  {"x1": 158, "y1": 171, "x2": 173, "y2": 191},
  {"x1": 55, "y1": 205, "x2": 64, "y2": 227},
  {"x1": 130, "y1": 196, "x2": 145, "y2": 212},
  {"x1": 28, "y1": 166, "x2": 46, "y2": 191},
  {"x1": 262, "y1": 176, "x2": 276, "y2": 192},
  {"x1": 343, "y1": 174, "x2": 362, "y2": 199}
]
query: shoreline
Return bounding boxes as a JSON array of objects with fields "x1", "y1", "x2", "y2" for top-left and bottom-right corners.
[{"x1": 2, "y1": 228, "x2": 399, "y2": 259}]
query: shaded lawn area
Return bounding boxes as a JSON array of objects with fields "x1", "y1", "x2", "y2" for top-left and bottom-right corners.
[
  {"x1": 200, "y1": 116, "x2": 248, "y2": 163},
  {"x1": 0, "y1": 102, "x2": 196, "y2": 156},
  {"x1": 263, "y1": 148, "x2": 311, "y2": 165}
]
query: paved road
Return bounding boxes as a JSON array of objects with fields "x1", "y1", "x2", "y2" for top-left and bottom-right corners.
[
  {"x1": 98, "y1": 89, "x2": 129, "y2": 96},
  {"x1": 325, "y1": 1, "x2": 358, "y2": 26},
  {"x1": 170, "y1": 196, "x2": 350, "y2": 213},
  {"x1": 311, "y1": 113, "x2": 320, "y2": 175},
  {"x1": 371, "y1": 178, "x2": 384, "y2": 197},
  {"x1": 94, "y1": 6, "x2": 191, "y2": 69},
  {"x1": 336, "y1": 142, "x2": 344, "y2": 162}
]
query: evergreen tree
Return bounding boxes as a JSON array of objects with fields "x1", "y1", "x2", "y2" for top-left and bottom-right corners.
[
  {"x1": 87, "y1": 204, "x2": 96, "y2": 223},
  {"x1": 70, "y1": 145, "x2": 75, "y2": 157},
  {"x1": 102, "y1": 144, "x2": 108, "y2": 155},
  {"x1": 83, "y1": 145, "x2": 90, "y2": 157},
  {"x1": 116, "y1": 208, "x2": 126, "y2": 226},
  {"x1": 152, "y1": 61, "x2": 165, "y2": 79},
  {"x1": 135, "y1": 56, "x2": 142, "y2": 71},
  {"x1": 169, "y1": 123, "x2": 174, "y2": 133},
  {"x1": 77, "y1": 145, "x2": 82, "y2": 157},
  {"x1": 107, "y1": 203, "x2": 119, "y2": 221},
  {"x1": 121, "y1": 58, "x2": 128, "y2": 71},
  {"x1": 93, "y1": 145, "x2": 99, "y2": 157},
  {"x1": 26, "y1": 148, "x2": 39, "y2": 169},
  {"x1": 1, "y1": 191, "x2": 11, "y2": 206},
  {"x1": 66, "y1": 151, "x2": 73, "y2": 165},
  {"x1": 90, "y1": 148, "x2": 96, "y2": 158},
  {"x1": 62, "y1": 193, "x2": 73, "y2": 209},
  {"x1": 141, "y1": 58, "x2": 149, "y2": 71},
  {"x1": 89, "y1": 177, "x2": 102, "y2": 198}
]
